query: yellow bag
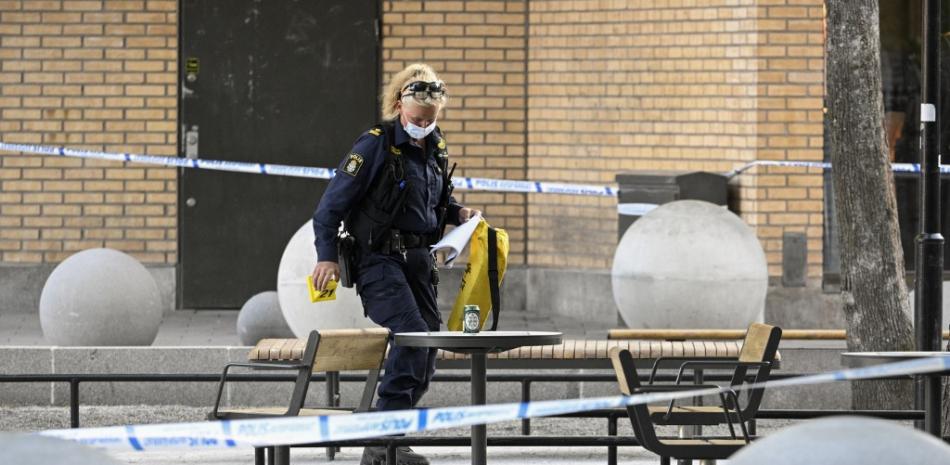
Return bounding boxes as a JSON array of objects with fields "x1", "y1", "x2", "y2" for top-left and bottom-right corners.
[{"x1": 447, "y1": 219, "x2": 509, "y2": 331}]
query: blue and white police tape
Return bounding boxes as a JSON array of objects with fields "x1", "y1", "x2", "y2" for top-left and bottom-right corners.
[
  {"x1": 727, "y1": 160, "x2": 950, "y2": 177},
  {"x1": 0, "y1": 141, "x2": 615, "y2": 197},
  {"x1": 37, "y1": 354, "x2": 950, "y2": 451},
  {"x1": 0, "y1": 142, "x2": 338, "y2": 180},
  {"x1": 2, "y1": 141, "x2": 947, "y2": 198}
]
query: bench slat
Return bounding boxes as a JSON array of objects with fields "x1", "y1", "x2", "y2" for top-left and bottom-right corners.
[
  {"x1": 703, "y1": 341, "x2": 714, "y2": 357},
  {"x1": 659, "y1": 341, "x2": 672, "y2": 357},
  {"x1": 585, "y1": 340, "x2": 597, "y2": 359},
  {"x1": 278, "y1": 339, "x2": 294, "y2": 360},
  {"x1": 269, "y1": 340, "x2": 286, "y2": 360},
  {"x1": 693, "y1": 341, "x2": 707, "y2": 358}
]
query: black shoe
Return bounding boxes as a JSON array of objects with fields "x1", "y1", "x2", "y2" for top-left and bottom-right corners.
[{"x1": 360, "y1": 446, "x2": 430, "y2": 465}]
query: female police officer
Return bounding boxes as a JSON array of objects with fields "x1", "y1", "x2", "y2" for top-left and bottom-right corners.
[{"x1": 311, "y1": 63, "x2": 479, "y2": 465}]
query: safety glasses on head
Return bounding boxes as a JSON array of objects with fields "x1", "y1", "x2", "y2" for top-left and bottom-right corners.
[{"x1": 401, "y1": 80, "x2": 447, "y2": 100}]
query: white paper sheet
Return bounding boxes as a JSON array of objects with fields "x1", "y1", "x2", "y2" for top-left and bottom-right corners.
[{"x1": 429, "y1": 214, "x2": 482, "y2": 267}]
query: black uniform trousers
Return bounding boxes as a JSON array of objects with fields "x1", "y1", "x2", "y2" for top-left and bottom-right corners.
[{"x1": 357, "y1": 247, "x2": 440, "y2": 411}]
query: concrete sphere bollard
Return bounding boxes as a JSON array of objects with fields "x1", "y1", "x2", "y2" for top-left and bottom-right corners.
[
  {"x1": 730, "y1": 416, "x2": 950, "y2": 464},
  {"x1": 612, "y1": 200, "x2": 768, "y2": 329},
  {"x1": 276, "y1": 222, "x2": 375, "y2": 337},
  {"x1": 40, "y1": 248, "x2": 162, "y2": 346},
  {"x1": 237, "y1": 291, "x2": 295, "y2": 345},
  {"x1": 0, "y1": 433, "x2": 123, "y2": 465}
]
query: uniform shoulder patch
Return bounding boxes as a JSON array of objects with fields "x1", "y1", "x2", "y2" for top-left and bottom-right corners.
[
  {"x1": 368, "y1": 128, "x2": 382, "y2": 136},
  {"x1": 437, "y1": 138, "x2": 446, "y2": 150},
  {"x1": 341, "y1": 153, "x2": 364, "y2": 176}
]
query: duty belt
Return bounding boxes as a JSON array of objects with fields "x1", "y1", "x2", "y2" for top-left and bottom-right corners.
[{"x1": 380, "y1": 229, "x2": 431, "y2": 256}]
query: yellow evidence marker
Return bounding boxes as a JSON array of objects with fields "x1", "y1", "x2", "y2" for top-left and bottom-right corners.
[{"x1": 306, "y1": 275, "x2": 338, "y2": 303}]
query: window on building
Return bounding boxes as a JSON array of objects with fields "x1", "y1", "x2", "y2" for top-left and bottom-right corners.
[{"x1": 878, "y1": 0, "x2": 948, "y2": 272}]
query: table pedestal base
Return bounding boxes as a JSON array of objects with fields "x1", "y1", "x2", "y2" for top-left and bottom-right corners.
[{"x1": 472, "y1": 352, "x2": 487, "y2": 465}]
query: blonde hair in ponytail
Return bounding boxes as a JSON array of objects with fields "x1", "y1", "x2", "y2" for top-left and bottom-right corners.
[{"x1": 381, "y1": 63, "x2": 446, "y2": 120}]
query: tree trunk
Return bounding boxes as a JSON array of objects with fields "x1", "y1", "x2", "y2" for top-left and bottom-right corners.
[{"x1": 827, "y1": 0, "x2": 915, "y2": 410}]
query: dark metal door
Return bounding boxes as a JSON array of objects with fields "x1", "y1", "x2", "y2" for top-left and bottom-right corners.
[{"x1": 179, "y1": 0, "x2": 379, "y2": 308}]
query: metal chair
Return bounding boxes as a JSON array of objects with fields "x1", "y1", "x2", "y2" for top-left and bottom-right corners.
[
  {"x1": 610, "y1": 347, "x2": 751, "y2": 464},
  {"x1": 210, "y1": 328, "x2": 390, "y2": 465},
  {"x1": 645, "y1": 323, "x2": 782, "y2": 431}
]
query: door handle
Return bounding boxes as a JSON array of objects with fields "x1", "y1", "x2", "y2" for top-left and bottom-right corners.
[{"x1": 184, "y1": 125, "x2": 199, "y2": 159}]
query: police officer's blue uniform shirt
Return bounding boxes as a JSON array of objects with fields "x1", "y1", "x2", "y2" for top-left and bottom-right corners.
[{"x1": 312, "y1": 121, "x2": 462, "y2": 262}]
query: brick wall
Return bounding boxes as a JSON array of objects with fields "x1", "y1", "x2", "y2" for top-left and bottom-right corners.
[
  {"x1": 381, "y1": 0, "x2": 529, "y2": 265},
  {"x1": 0, "y1": 0, "x2": 177, "y2": 264},
  {"x1": 0, "y1": 0, "x2": 826, "y2": 279},
  {"x1": 520, "y1": 0, "x2": 826, "y2": 276},
  {"x1": 748, "y1": 0, "x2": 825, "y2": 278},
  {"x1": 526, "y1": 0, "x2": 763, "y2": 269}
]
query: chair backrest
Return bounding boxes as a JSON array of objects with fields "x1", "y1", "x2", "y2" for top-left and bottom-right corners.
[
  {"x1": 731, "y1": 323, "x2": 782, "y2": 414},
  {"x1": 609, "y1": 347, "x2": 663, "y2": 450},
  {"x1": 312, "y1": 328, "x2": 391, "y2": 373},
  {"x1": 281, "y1": 328, "x2": 389, "y2": 415},
  {"x1": 737, "y1": 323, "x2": 781, "y2": 363},
  {"x1": 315, "y1": 328, "x2": 390, "y2": 413}
]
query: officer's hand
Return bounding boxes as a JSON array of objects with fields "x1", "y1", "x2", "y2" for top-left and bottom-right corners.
[
  {"x1": 459, "y1": 207, "x2": 482, "y2": 223},
  {"x1": 312, "y1": 261, "x2": 340, "y2": 291}
]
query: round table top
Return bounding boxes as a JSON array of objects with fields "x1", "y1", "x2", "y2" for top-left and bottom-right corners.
[
  {"x1": 395, "y1": 331, "x2": 563, "y2": 353},
  {"x1": 841, "y1": 351, "x2": 950, "y2": 367}
]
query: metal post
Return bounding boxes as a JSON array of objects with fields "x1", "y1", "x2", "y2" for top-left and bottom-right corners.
[
  {"x1": 471, "y1": 352, "x2": 488, "y2": 465},
  {"x1": 607, "y1": 415, "x2": 618, "y2": 465},
  {"x1": 275, "y1": 446, "x2": 289, "y2": 465},
  {"x1": 326, "y1": 371, "x2": 339, "y2": 460},
  {"x1": 386, "y1": 442, "x2": 397, "y2": 465},
  {"x1": 916, "y1": 0, "x2": 943, "y2": 437},
  {"x1": 677, "y1": 368, "x2": 704, "y2": 465},
  {"x1": 520, "y1": 379, "x2": 531, "y2": 435},
  {"x1": 70, "y1": 379, "x2": 80, "y2": 428}
]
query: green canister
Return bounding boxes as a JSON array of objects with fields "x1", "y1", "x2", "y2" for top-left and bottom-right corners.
[{"x1": 463, "y1": 304, "x2": 481, "y2": 333}]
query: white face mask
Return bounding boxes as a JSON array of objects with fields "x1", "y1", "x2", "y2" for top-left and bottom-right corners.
[{"x1": 404, "y1": 120, "x2": 436, "y2": 140}]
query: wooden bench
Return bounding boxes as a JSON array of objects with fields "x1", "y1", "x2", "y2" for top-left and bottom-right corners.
[
  {"x1": 608, "y1": 328, "x2": 950, "y2": 341},
  {"x1": 248, "y1": 337, "x2": 760, "y2": 370},
  {"x1": 435, "y1": 339, "x2": 747, "y2": 369}
]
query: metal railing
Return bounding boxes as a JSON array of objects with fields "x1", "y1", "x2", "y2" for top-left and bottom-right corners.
[
  {"x1": 0, "y1": 371, "x2": 926, "y2": 465},
  {"x1": 0, "y1": 371, "x2": 924, "y2": 425}
]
